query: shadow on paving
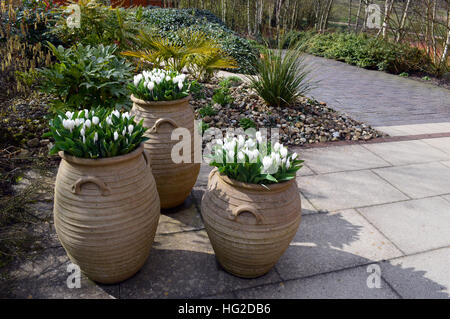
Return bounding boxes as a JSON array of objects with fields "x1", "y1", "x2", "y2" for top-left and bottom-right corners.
[{"x1": 1, "y1": 202, "x2": 448, "y2": 299}]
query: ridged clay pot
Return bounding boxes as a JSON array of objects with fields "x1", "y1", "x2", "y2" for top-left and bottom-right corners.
[
  {"x1": 130, "y1": 94, "x2": 200, "y2": 209},
  {"x1": 201, "y1": 168, "x2": 302, "y2": 278},
  {"x1": 53, "y1": 144, "x2": 160, "y2": 284}
]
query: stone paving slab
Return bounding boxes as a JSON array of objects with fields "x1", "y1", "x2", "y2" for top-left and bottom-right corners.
[
  {"x1": 296, "y1": 145, "x2": 390, "y2": 174},
  {"x1": 442, "y1": 194, "x2": 450, "y2": 203},
  {"x1": 119, "y1": 230, "x2": 282, "y2": 299},
  {"x1": 157, "y1": 195, "x2": 204, "y2": 235},
  {"x1": 297, "y1": 164, "x2": 316, "y2": 176},
  {"x1": 381, "y1": 247, "x2": 450, "y2": 298},
  {"x1": 300, "y1": 193, "x2": 318, "y2": 215},
  {"x1": 442, "y1": 161, "x2": 450, "y2": 168},
  {"x1": 298, "y1": 170, "x2": 408, "y2": 211},
  {"x1": 275, "y1": 210, "x2": 402, "y2": 281},
  {"x1": 422, "y1": 137, "x2": 450, "y2": 155},
  {"x1": 358, "y1": 197, "x2": 450, "y2": 255},
  {"x1": 373, "y1": 162, "x2": 450, "y2": 199},
  {"x1": 376, "y1": 123, "x2": 450, "y2": 137},
  {"x1": 362, "y1": 140, "x2": 450, "y2": 166},
  {"x1": 4, "y1": 247, "x2": 114, "y2": 299},
  {"x1": 235, "y1": 265, "x2": 399, "y2": 299}
]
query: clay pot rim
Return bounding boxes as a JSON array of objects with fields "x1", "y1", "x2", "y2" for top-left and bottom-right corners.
[
  {"x1": 213, "y1": 168, "x2": 295, "y2": 192},
  {"x1": 58, "y1": 143, "x2": 145, "y2": 166},
  {"x1": 130, "y1": 94, "x2": 191, "y2": 107}
]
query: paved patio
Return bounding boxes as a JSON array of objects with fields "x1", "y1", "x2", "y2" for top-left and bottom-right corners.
[{"x1": 4, "y1": 122, "x2": 450, "y2": 299}]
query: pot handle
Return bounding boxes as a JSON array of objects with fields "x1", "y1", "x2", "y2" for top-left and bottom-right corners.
[
  {"x1": 230, "y1": 205, "x2": 264, "y2": 224},
  {"x1": 150, "y1": 118, "x2": 179, "y2": 133},
  {"x1": 71, "y1": 176, "x2": 111, "y2": 196},
  {"x1": 143, "y1": 149, "x2": 151, "y2": 169}
]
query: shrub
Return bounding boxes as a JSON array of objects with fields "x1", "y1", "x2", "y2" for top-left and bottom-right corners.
[
  {"x1": 38, "y1": 43, "x2": 133, "y2": 111},
  {"x1": 128, "y1": 69, "x2": 190, "y2": 102},
  {"x1": 45, "y1": 108, "x2": 148, "y2": 158},
  {"x1": 0, "y1": 1, "x2": 58, "y2": 98},
  {"x1": 208, "y1": 134, "x2": 303, "y2": 184},
  {"x1": 219, "y1": 76, "x2": 242, "y2": 88},
  {"x1": 198, "y1": 105, "x2": 217, "y2": 117},
  {"x1": 212, "y1": 87, "x2": 233, "y2": 106},
  {"x1": 123, "y1": 30, "x2": 237, "y2": 81},
  {"x1": 50, "y1": 0, "x2": 142, "y2": 51},
  {"x1": 301, "y1": 32, "x2": 432, "y2": 75},
  {"x1": 248, "y1": 43, "x2": 313, "y2": 108},
  {"x1": 139, "y1": 7, "x2": 258, "y2": 74},
  {"x1": 239, "y1": 118, "x2": 256, "y2": 130}
]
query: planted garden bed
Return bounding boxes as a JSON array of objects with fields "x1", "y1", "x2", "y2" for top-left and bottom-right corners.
[{"x1": 191, "y1": 77, "x2": 385, "y2": 146}]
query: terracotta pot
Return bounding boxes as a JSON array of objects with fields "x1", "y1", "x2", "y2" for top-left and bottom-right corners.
[
  {"x1": 201, "y1": 168, "x2": 302, "y2": 278},
  {"x1": 53, "y1": 144, "x2": 160, "y2": 284},
  {"x1": 130, "y1": 94, "x2": 200, "y2": 209}
]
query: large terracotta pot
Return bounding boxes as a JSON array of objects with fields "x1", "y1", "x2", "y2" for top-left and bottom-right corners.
[
  {"x1": 201, "y1": 168, "x2": 302, "y2": 278},
  {"x1": 130, "y1": 94, "x2": 200, "y2": 209},
  {"x1": 53, "y1": 144, "x2": 160, "y2": 284}
]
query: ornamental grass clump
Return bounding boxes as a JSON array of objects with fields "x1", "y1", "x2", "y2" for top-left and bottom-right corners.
[
  {"x1": 128, "y1": 69, "x2": 191, "y2": 102},
  {"x1": 208, "y1": 133, "x2": 303, "y2": 184},
  {"x1": 45, "y1": 108, "x2": 148, "y2": 158}
]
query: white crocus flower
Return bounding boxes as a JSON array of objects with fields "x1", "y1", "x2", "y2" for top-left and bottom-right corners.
[
  {"x1": 237, "y1": 151, "x2": 245, "y2": 162},
  {"x1": 255, "y1": 131, "x2": 262, "y2": 144},
  {"x1": 155, "y1": 77, "x2": 162, "y2": 84},
  {"x1": 84, "y1": 109, "x2": 89, "y2": 118},
  {"x1": 286, "y1": 158, "x2": 291, "y2": 169},
  {"x1": 134, "y1": 74, "x2": 143, "y2": 86},
  {"x1": 128, "y1": 125, "x2": 134, "y2": 134},
  {"x1": 74, "y1": 118, "x2": 81, "y2": 127},
  {"x1": 114, "y1": 131, "x2": 119, "y2": 141},
  {"x1": 178, "y1": 81, "x2": 183, "y2": 90},
  {"x1": 148, "y1": 82, "x2": 155, "y2": 91},
  {"x1": 122, "y1": 128, "x2": 126, "y2": 136},
  {"x1": 92, "y1": 116, "x2": 99, "y2": 125},
  {"x1": 273, "y1": 142, "x2": 281, "y2": 152},
  {"x1": 65, "y1": 111, "x2": 74, "y2": 119},
  {"x1": 280, "y1": 146, "x2": 288, "y2": 158},
  {"x1": 122, "y1": 112, "x2": 130, "y2": 120},
  {"x1": 94, "y1": 132, "x2": 98, "y2": 143},
  {"x1": 85, "y1": 119, "x2": 92, "y2": 129},
  {"x1": 291, "y1": 153, "x2": 298, "y2": 160},
  {"x1": 225, "y1": 150, "x2": 235, "y2": 163},
  {"x1": 237, "y1": 135, "x2": 245, "y2": 148},
  {"x1": 63, "y1": 119, "x2": 75, "y2": 132},
  {"x1": 80, "y1": 128, "x2": 85, "y2": 137},
  {"x1": 165, "y1": 76, "x2": 171, "y2": 81},
  {"x1": 262, "y1": 156, "x2": 273, "y2": 171},
  {"x1": 112, "y1": 110, "x2": 120, "y2": 118}
]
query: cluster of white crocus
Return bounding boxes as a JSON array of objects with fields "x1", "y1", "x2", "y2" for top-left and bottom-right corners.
[
  {"x1": 60, "y1": 109, "x2": 134, "y2": 144},
  {"x1": 212, "y1": 132, "x2": 298, "y2": 175},
  {"x1": 133, "y1": 69, "x2": 187, "y2": 92}
]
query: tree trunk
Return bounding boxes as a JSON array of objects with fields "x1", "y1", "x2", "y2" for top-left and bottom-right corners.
[
  {"x1": 396, "y1": 0, "x2": 411, "y2": 42},
  {"x1": 323, "y1": 0, "x2": 334, "y2": 31},
  {"x1": 348, "y1": 0, "x2": 353, "y2": 28},
  {"x1": 379, "y1": 0, "x2": 394, "y2": 39},
  {"x1": 441, "y1": 2, "x2": 450, "y2": 65},
  {"x1": 355, "y1": 0, "x2": 363, "y2": 31}
]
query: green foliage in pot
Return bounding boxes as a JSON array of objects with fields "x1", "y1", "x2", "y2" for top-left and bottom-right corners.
[
  {"x1": 38, "y1": 43, "x2": 133, "y2": 111},
  {"x1": 44, "y1": 107, "x2": 148, "y2": 158},
  {"x1": 208, "y1": 133, "x2": 303, "y2": 185},
  {"x1": 129, "y1": 69, "x2": 191, "y2": 102}
]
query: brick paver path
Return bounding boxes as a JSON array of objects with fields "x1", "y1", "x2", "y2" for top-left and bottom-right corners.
[{"x1": 304, "y1": 54, "x2": 450, "y2": 126}]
